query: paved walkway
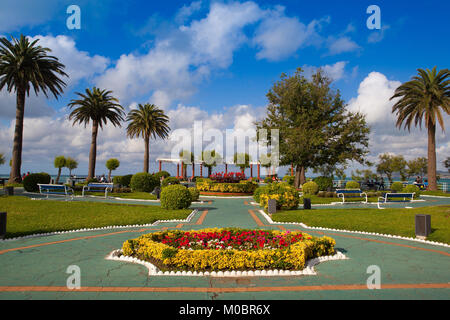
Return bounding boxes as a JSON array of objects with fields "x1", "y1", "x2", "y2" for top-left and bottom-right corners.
[{"x1": 0, "y1": 196, "x2": 449, "y2": 299}]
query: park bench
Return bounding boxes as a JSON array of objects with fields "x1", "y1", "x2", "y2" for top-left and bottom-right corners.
[
  {"x1": 38, "y1": 184, "x2": 74, "y2": 200},
  {"x1": 82, "y1": 183, "x2": 113, "y2": 198},
  {"x1": 377, "y1": 192, "x2": 415, "y2": 209},
  {"x1": 336, "y1": 189, "x2": 368, "y2": 204}
]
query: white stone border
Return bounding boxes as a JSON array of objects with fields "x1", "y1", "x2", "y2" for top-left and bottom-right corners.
[
  {"x1": 200, "y1": 195, "x2": 253, "y2": 199},
  {"x1": 258, "y1": 209, "x2": 450, "y2": 248},
  {"x1": 106, "y1": 249, "x2": 347, "y2": 277},
  {"x1": 0, "y1": 209, "x2": 199, "y2": 242}
]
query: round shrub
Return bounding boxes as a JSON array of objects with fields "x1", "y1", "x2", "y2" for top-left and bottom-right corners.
[
  {"x1": 253, "y1": 185, "x2": 269, "y2": 203},
  {"x1": 160, "y1": 185, "x2": 192, "y2": 209},
  {"x1": 161, "y1": 176, "x2": 180, "y2": 188},
  {"x1": 155, "y1": 171, "x2": 170, "y2": 180},
  {"x1": 113, "y1": 175, "x2": 122, "y2": 185},
  {"x1": 23, "y1": 172, "x2": 51, "y2": 192},
  {"x1": 130, "y1": 172, "x2": 159, "y2": 192},
  {"x1": 302, "y1": 181, "x2": 319, "y2": 195},
  {"x1": 264, "y1": 176, "x2": 273, "y2": 183},
  {"x1": 345, "y1": 181, "x2": 360, "y2": 189},
  {"x1": 120, "y1": 174, "x2": 133, "y2": 187},
  {"x1": 402, "y1": 184, "x2": 419, "y2": 195},
  {"x1": 188, "y1": 187, "x2": 200, "y2": 202},
  {"x1": 313, "y1": 176, "x2": 333, "y2": 191},
  {"x1": 390, "y1": 181, "x2": 403, "y2": 192}
]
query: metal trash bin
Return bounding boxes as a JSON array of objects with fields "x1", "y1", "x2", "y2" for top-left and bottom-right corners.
[
  {"x1": 415, "y1": 214, "x2": 431, "y2": 239},
  {"x1": 303, "y1": 197, "x2": 311, "y2": 210},
  {"x1": 268, "y1": 199, "x2": 277, "y2": 214},
  {"x1": 154, "y1": 186, "x2": 161, "y2": 200},
  {"x1": 0, "y1": 212, "x2": 6, "y2": 239}
]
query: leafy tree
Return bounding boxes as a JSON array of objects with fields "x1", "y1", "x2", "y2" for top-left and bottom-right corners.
[
  {"x1": 54, "y1": 155, "x2": 66, "y2": 184},
  {"x1": 233, "y1": 152, "x2": 251, "y2": 174},
  {"x1": 407, "y1": 157, "x2": 427, "y2": 179},
  {"x1": 0, "y1": 35, "x2": 67, "y2": 183},
  {"x1": 200, "y1": 150, "x2": 222, "y2": 177},
  {"x1": 105, "y1": 158, "x2": 120, "y2": 182},
  {"x1": 376, "y1": 153, "x2": 407, "y2": 182},
  {"x1": 126, "y1": 104, "x2": 170, "y2": 173},
  {"x1": 391, "y1": 67, "x2": 450, "y2": 190},
  {"x1": 256, "y1": 68, "x2": 370, "y2": 188},
  {"x1": 65, "y1": 157, "x2": 78, "y2": 177},
  {"x1": 351, "y1": 169, "x2": 377, "y2": 181},
  {"x1": 68, "y1": 87, "x2": 124, "y2": 180}
]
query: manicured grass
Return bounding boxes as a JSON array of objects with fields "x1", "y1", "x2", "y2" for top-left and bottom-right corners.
[
  {"x1": 74, "y1": 191, "x2": 157, "y2": 200},
  {"x1": 301, "y1": 195, "x2": 380, "y2": 204},
  {"x1": 272, "y1": 205, "x2": 450, "y2": 244},
  {"x1": 0, "y1": 196, "x2": 191, "y2": 238},
  {"x1": 421, "y1": 190, "x2": 450, "y2": 197}
]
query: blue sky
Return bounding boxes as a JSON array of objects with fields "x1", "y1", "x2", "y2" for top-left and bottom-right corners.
[{"x1": 0, "y1": 0, "x2": 449, "y2": 176}]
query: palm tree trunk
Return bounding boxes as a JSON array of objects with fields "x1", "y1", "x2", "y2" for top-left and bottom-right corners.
[
  {"x1": 56, "y1": 167, "x2": 62, "y2": 184},
  {"x1": 144, "y1": 135, "x2": 149, "y2": 173},
  {"x1": 88, "y1": 120, "x2": 99, "y2": 180},
  {"x1": 427, "y1": 123, "x2": 438, "y2": 190},
  {"x1": 9, "y1": 87, "x2": 26, "y2": 184}
]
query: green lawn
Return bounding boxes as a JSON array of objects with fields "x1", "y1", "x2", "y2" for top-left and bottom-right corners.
[
  {"x1": 0, "y1": 196, "x2": 191, "y2": 238},
  {"x1": 302, "y1": 195, "x2": 380, "y2": 204},
  {"x1": 73, "y1": 191, "x2": 157, "y2": 200},
  {"x1": 420, "y1": 190, "x2": 450, "y2": 197},
  {"x1": 271, "y1": 205, "x2": 450, "y2": 244}
]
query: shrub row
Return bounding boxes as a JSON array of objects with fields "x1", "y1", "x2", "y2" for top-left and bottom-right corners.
[
  {"x1": 196, "y1": 180, "x2": 258, "y2": 194},
  {"x1": 254, "y1": 182, "x2": 299, "y2": 210}
]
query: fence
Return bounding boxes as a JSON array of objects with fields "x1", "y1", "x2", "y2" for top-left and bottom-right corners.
[{"x1": 332, "y1": 180, "x2": 448, "y2": 192}]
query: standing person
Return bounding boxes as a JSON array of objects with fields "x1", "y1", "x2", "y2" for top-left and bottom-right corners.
[{"x1": 380, "y1": 177, "x2": 385, "y2": 190}]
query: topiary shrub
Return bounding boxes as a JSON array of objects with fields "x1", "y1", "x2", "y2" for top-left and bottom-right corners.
[
  {"x1": 345, "y1": 181, "x2": 360, "y2": 189},
  {"x1": 160, "y1": 184, "x2": 192, "y2": 209},
  {"x1": 302, "y1": 181, "x2": 319, "y2": 195},
  {"x1": 264, "y1": 176, "x2": 273, "y2": 183},
  {"x1": 23, "y1": 172, "x2": 51, "y2": 192},
  {"x1": 161, "y1": 176, "x2": 180, "y2": 188},
  {"x1": 188, "y1": 187, "x2": 200, "y2": 202},
  {"x1": 113, "y1": 175, "x2": 122, "y2": 185},
  {"x1": 402, "y1": 184, "x2": 419, "y2": 195},
  {"x1": 258, "y1": 182, "x2": 299, "y2": 210},
  {"x1": 313, "y1": 176, "x2": 333, "y2": 191},
  {"x1": 130, "y1": 172, "x2": 159, "y2": 192},
  {"x1": 155, "y1": 171, "x2": 170, "y2": 181},
  {"x1": 120, "y1": 174, "x2": 133, "y2": 187},
  {"x1": 253, "y1": 185, "x2": 269, "y2": 203},
  {"x1": 390, "y1": 181, "x2": 403, "y2": 192}
]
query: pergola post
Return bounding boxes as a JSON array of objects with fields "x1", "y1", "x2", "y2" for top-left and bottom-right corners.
[
  {"x1": 177, "y1": 163, "x2": 180, "y2": 178},
  {"x1": 200, "y1": 163, "x2": 203, "y2": 177},
  {"x1": 159, "y1": 160, "x2": 162, "y2": 172},
  {"x1": 291, "y1": 163, "x2": 294, "y2": 176},
  {"x1": 225, "y1": 163, "x2": 228, "y2": 174},
  {"x1": 192, "y1": 163, "x2": 195, "y2": 178},
  {"x1": 181, "y1": 161, "x2": 184, "y2": 179},
  {"x1": 250, "y1": 164, "x2": 253, "y2": 178},
  {"x1": 257, "y1": 163, "x2": 260, "y2": 181}
]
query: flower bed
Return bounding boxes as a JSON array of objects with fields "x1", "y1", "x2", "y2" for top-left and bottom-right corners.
[
  {"x1": 209, "y1": 172, "x2": 245, "y2": 183},
  {"x1": 121, "y1": 228, "x2": 335, "y2": 271},
  {"x1": 196, "y1": 179, "x2": 258, "y2": 194}
]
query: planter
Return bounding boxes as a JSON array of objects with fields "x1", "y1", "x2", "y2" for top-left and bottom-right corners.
[
  {"x1": 5, "y1": 186, "x2": 14, "y2": 196},
  {"x1": 199, "y1": 191, "x2": 253, "y2": 196},
  {"x1": 0, "y1": 212, "x2": 6, "y2": 239}
]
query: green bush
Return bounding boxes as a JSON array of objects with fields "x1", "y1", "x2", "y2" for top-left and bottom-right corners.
[
  {"x1": 23, "y1": 172, "x2": 51, "y2": 192},
  {"x1": 313, "y1": 176, "x2": 333, "y2": 191},
  {"x1": 317, "y1": 191, "x2": 325, "y2": 197},
  {"x1": 345, "y1": 181, "x2": 360, "y2": 189},
  {"x1": 302, "y1": 181, "x2": 319, "y2": 195},
  {"x1": 160, "y1": 185, "x2": 192, "y2": 209},
  {"x1": 402, "y1": 184, "x2": 420, "y2": 195},
  {"x1": 161, "y1": 176, "x2": 180, "y2": 188},
  {"x1": 282, "y1": 175, "x2": 295, "y2": 186},
  {"x1": 188, "y1": 187, "x2": 200, "y2": 202},
  {"x1": 155, "y1": 171, "x2": 170, "y2": 180},
  {"x1": 257, "y1": 182, "x2": 299, "y2": 210},
  {"x1": 264, "y1": 176, "x2": 273, "y2": 183},
  {"x1": 390, "y1": 181, "x2": 404, "y2": 192},
  {"x1": 130, "y1": 173, "x2": 159, "y2": 192},
  {"x1": 253, "y1": 185, "x2": 269, "y2": 203},
  {"x1": 326, "y1": 191, "x2": 336, "y2": 198}
]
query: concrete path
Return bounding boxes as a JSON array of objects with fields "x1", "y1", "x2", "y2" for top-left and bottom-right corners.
[{"x1": 0, "y1": 196, "x2": 449, "y2": 300}]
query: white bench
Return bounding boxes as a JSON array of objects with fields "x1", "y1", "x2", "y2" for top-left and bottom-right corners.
[
  {"x1": 82, "y1": 183, "x2": 113, "y2": 198},
  {"x1": 377, "y1": 192, "x2": 415, "y2": 209},
  {"x1": 336, "y1": 189, "x2": 368, "y2": 204},
  {"x1": 38, "y1": 184, "x2": 74, "y2": 200}
]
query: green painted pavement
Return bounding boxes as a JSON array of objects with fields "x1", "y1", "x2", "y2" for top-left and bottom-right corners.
[{"x1": 0, "y1": 196, "x2": 449, "y2": 300}]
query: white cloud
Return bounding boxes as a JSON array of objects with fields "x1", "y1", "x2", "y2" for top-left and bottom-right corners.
[
  {"x1": 303, "y1": 61, "x2": 349, "y2": 81},
  {"x1": 175, "y1": 1, "x2": 203, "y2": 24},
  {"x1": 368, "y1": 25, "x2": 390, "y2": 43},
  {"x1": 326, "y1": 36, "x2": 361, "y2": 55}
]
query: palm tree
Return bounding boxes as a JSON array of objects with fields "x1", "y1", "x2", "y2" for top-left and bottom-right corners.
[
  {"x1": 65, "y1": 157, "x2": 78, "y2": 177},
  {"x1": 68, "y1": 87, "x2": 124, "y2": 180},
  {"x1": 390, "y1": 67, "x2": 450, "y2": 190},
  {"x1": 0, "y1": 34, "x2": 67, "y2": 183},
  {"x1": 54, "y1": 155, "x2": 66, "y2": 184},
  {"x1": 126, "y1": 104, "x2": 170, "y2": 173}
]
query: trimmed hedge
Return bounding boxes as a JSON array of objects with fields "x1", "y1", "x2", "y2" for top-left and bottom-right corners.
[
  {"x1": 160, "y1": 185, "x2": 192, "y2": 209},
  {"x1": 257, "y1": 182, "x2": 299, "y2": 210},
  {"x1": 113, "y1": 174, "x2": 133, "y2": 187},
  {"x1": 313, "y1": 176, "x2": 333, "y2": 191},
  {"x1": 196, "y1": 180, "x2": 258, "y2": 194},
  {"x1": 155, "y1": 171, "x2": 171, "y2": 180},
  {"x1": 188, "y1": 187, "x2": 200, "y2": 202},
  {"x1": 402, "y1": 184, "x2": 419, "y2": 195},
  {"x1": 23, "y1": 172, "x2": 51, "y2": 192},
  {"x1": 161, "y1": 176, "x2": 180, "y2": 188},
  {"x1": 391, "y1": 181, "x2": 403, "y2": 192},
  {"x1": 345, "y1": 181, "x2": 360, "y2": 189},
  {"x1": 302, "y1": 181, "x2": 319, "y2": 195},
  {"x1": 130, "y1": 173, "x2": 159, "y2": 192}
]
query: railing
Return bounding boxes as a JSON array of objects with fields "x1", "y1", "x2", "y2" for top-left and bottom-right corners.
[{"x1": 332, "y1": 180, "x2": 448, "y2": 192}]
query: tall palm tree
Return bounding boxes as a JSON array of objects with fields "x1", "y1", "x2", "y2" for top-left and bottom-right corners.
[
  {"x1": 0, "y1": 34, "x2": 67, "y2": 183},
  {"x1": 126, "y1": 104, "x2": 170, "y2": 173},
  {"x1": 68, "y1": 87, "x2": 124, "y2": 180},
  {"x1": 391, "y1": 67, "x2": 450, "y2": 190}
]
